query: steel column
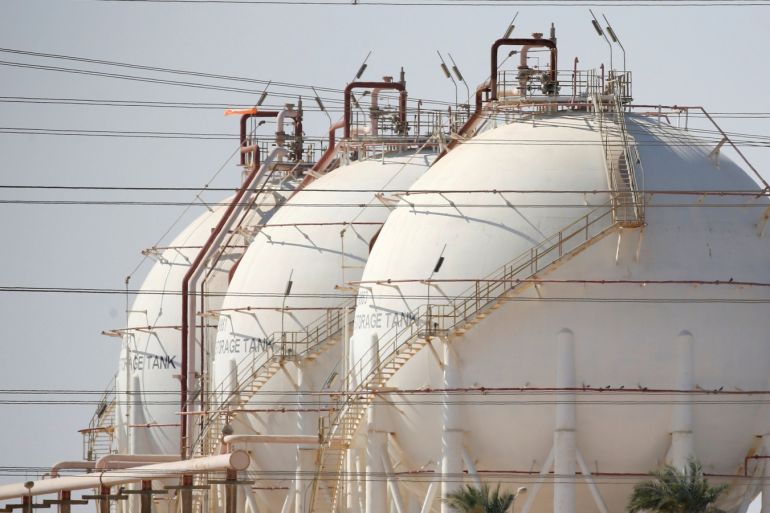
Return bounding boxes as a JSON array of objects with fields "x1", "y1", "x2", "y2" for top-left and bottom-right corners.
[
  {"x1": 670, "y1": 331, "x2": 695, "y2": 470},
  {"x1": 554, "y1": 329, "x2": 576, "y2": 513},
  {"x1": 441, "y1": 337, "x2": 462, "y2": 513},
  {"x1": 365, "y1": 401, "x2": 387, "y2": 513}
]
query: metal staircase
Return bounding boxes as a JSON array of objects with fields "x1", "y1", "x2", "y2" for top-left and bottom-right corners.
[
  {"x1": 592, "y1": 74, "x2": 645, "y2": 228},
  {"x1": 309, "y1": 201, "x2": 629, "y2": 513},
  {"x1": 81, "y1": 376, "x2": 117, "y2": 461},
  {"x1": 191, "y1": 303, "x2": 353, "y2": 458}
]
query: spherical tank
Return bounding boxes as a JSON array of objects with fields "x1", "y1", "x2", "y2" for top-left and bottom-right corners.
[
  {"x1": 211, "y1": 149, "x2": 435, "y2": 510},
  {"x1": 115, "y1": 192, "x2": 285, "y2": 457},
  {"x1": 348, "y1": 112, "x2": 770, "y2": 513}
]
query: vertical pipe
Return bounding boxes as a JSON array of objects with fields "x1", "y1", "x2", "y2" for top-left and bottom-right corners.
[
  {"x1": 554, "y1": 329, "x2": 576, "y2": 513},
  {"x1": 59, "y1": 491, "x2": 71, "y2": 513},
  {"x1": 99, "y1": 485, "x2": 111, "y2": 513},
  {"x1": 441, "y1": 338, "x2": 462, "y2": 513},
  {"x1": 140, "y1": 480, "x2": 152, "y2": 513},
  {"x1": 224, "y1": 471, "x2": 237, "y2": 513},
  {"x1": 181, "y1": 475, "x2": 193, "y2": 513},
  {"x1": 670, "y1": 331, "x2": 695, "y2": 470}
]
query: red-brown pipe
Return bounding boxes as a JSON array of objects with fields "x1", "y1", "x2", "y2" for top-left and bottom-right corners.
[
  {"x1": 180, "y1": 151, "x2": 278, "y2": 459},
  {"x1": 290, "y1": 118, "x2": 345, "y2": 195},
  {"x1": 343, "y1": 81, "x2": 407, "y2": 139},
  {"x1": 490, "y1": 38, "x2": 557, "y2": 101},
  {"x1": 239, "y1": 111, "x2": 279, "y2": 166},
  {"x1": 436, "y1": 83, "x2": 491, "y2": 162}
]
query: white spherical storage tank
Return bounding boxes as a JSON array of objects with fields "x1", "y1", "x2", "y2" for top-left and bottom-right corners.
[
  {"x1": 346, "y1": 112, "x2": 770, "y2": 513},
  {"x1": 210, "y1": 149, "x2": 435, "y2": 513},
  {"x1": 115, "y1": 191, "x2": 285, "y2": 458}
]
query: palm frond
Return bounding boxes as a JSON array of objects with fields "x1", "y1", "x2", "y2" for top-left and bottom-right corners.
[{"x1": 627, "y1": 459, "x2": 727, "y2": 513}]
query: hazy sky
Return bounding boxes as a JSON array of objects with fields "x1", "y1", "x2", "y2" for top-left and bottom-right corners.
[{"x1": 1, "y1": 0, "x2": 768, "y2": 509}]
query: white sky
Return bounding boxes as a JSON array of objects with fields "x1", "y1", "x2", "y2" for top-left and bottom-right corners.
[{"x1": 0, "y1": 1, "x2": 768, "y2": 511}]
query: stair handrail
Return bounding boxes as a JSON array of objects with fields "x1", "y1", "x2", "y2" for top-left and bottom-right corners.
[
  {"x1": 310, "y1": 201, "x2": 620, "y2": 512},
  {"x1": 82, "y1": 373, "x2": 117, "y2": 461},
  {"x1": 609, "y1": 73, "x2": 645, "y2": 223},
  {"x1": 189, "y1": 297, "x2": 357, "y2": 456}
]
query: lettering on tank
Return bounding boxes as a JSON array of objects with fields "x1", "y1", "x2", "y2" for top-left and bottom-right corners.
[
  {"x1": 216, "y1": 336, "x2": 273, "y2": 355},
  {"x1": 355, "y1": 289, "x2": 420, "y2": 330},
  {"x1": 129, "y1": 353, "x2": 178, "y2": 371},
  {"x1": 355, "y1": 310, "x2": 419, "y2": 330}
]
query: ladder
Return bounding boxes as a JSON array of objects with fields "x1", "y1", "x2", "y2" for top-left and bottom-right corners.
[
  {"x1": 81, "y1": 376, "x2": 117, "y2": 461},
  {"x1": 309, "y1": 202, "x2": 625, "y2": 513},
  {"x1": 592, "y1": 78, "x2": 645, "y2": 228}
]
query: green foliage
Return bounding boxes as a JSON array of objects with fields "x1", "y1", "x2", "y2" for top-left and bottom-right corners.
[
  {"x1": 444, "y1": 484, "x2": 515, "y2": 513},
  {"x1": 627, "y1": 459, "x2": 728, "y2": 513}
]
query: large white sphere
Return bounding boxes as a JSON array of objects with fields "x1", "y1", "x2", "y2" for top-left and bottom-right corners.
[
  {"x1": 349, "y1": 113, "x2": 770, "y2": 513},
  {"x1": 212, "y1": 150, "x2": 435, "y2": 509},
  {"x1": 115, "y1": 191, "x2": 285, "y2": 457}
]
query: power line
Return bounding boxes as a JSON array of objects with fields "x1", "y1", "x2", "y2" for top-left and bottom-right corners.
[
  {"x1": 94, "y1": 0, "x2": 770, "y2": 6},
  {"x1": 0, "y1": 47, "x2": 342, "y2": 94}
]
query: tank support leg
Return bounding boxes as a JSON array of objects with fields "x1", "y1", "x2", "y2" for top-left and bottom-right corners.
[
  {"x1": 461, "y1": 446, "x2": 482, "y2": 489},
  {"x1": 356, "y1": 447, "x2": 366, "y2": 513},
  {"x1": 241, "y1": 484, "x2": 259, "y2": 513},
  {"x1": 381, "y1": 449, "x2": 406, "y2": 513},
  {"x1": 762, "y1": 473, "x2": 770, "y2": 513},
  {"x1": 670, "y1": 331, "x2": 695, "y2": 470},
  {"x1": 280, "y1": 481, "x2": 296, "y2": 513},
  {"x1": 295, "y1": 365, "x2": 315, "y2": 513},
  {"x1": 575, "y1": 450, "x2": 609, "y2": 513},
  {"x1": 519, "y1": 447, "x2": 555, "y2": 513},
  {"x1": 420, "y1": 481, "x2": 440, "y2": 513},
  {"x1": 554, "y1": 328, "x2": 576, "y2": 513},
  {"x1": 346, "y1": 448, "x2": 361, "y2": 513},
  {"x1": 365, "y1": 400, "x2": 387, "y2": 513},
  {"x1": 761, "y1": 434, "x2": 770, "y2": 513},
  {"x1": 295, "y1": 448, "x2": 316, "y2": 513},
  {"x1": 441, "y1": 337, "x2": 463, "y2": 513}
]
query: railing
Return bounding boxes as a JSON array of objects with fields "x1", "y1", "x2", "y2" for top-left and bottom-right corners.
[
  {"x1": 495, "y1": 69, "x2": 633, "y2": 105},
  {"x1": 592, "y1": 74, "x2": 644, "y2": 227},
  {"x1": 344, "y1": 202, "x2": 618, "y2": 391},
  {"x1": 81, "y1": 374, "x2": 117, "y2": 461},
  {"x1": 310, "y1": 202, "x2": 625, "y2": 512},
  {"x1": 189, "y1": 299, "x2": 356, "y2": 457},
  {"x1": 346, "y1": 107, "x2": 452, "y2": 146},
  {"x1": 611, "y1": 78, "x2": 644, "y2": 223}
]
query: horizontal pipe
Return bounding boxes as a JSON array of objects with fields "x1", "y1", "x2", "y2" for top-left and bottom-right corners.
[
  {"x1": 49, "y1": 462, "x2": 94, "y2": 479},
  {"x1": 0, "y1": 452, "x2": 250, "y2": 501},
  {"x1": 224, "y1": 435, "x2": 345, "y2": 448},
  {"x1": 224, "y1": 435, "x2": 320, "y2": 445},
  {"x1": 343, "y1": 81, "x2": 406, "y2": 139},
  {"x1": 490, "y1": 38, "x2": 557, "y2": 101},
  {"x1": 95, "y1": 454, "x2": 178, "y2": 470},
  {"x1": 239, "y1": 111, "x2": 280, "y2": 166}
]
